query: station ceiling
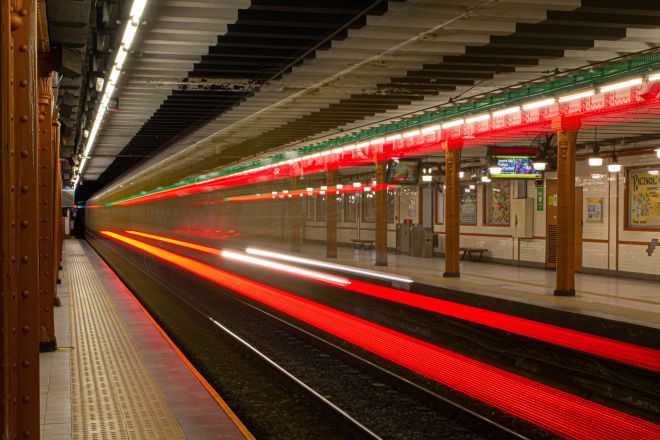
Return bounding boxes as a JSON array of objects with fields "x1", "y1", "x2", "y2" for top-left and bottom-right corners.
[{"x1": 63, "y1": 0, "x2": 660, "y2": 200}]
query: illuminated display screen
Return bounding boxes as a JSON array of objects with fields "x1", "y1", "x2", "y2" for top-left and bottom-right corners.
[
  {"x1": 385, "y1": 159, "x2": 421, "y2": 185},
  {"x1": 493, "y1": 156, "x2": 542, "y2": 179}
]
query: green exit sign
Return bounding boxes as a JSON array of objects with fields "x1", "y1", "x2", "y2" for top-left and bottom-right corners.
[{"x1": 536, "y1": 187, "x2": 544, "y2": 211}]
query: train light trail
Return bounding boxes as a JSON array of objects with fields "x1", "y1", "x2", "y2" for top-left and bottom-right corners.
[
  {"x1": 126, "y1": 230, "x2": 221, "y2": 255},
  {"x1": 100, "y1": 230, "x2": 660, "y2": 440},
  {"x1": 245, "y1": 248, "x2": 413, "y2": 284},
  {"x1": 220, "y1": 250, "x2": 350, "y2": 287},
  {"x1": 121, "y1": 231, "x2": 660, "y2": 372}
]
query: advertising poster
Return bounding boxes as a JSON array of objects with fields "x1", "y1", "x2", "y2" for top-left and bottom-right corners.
[
  {"x1": 586, "y1": 198, "x2": 603, "y2": 222},
  {"x1": 460, "y1": 183, "x2": 477, "y2": 224},
  {"x1": 628, "y1": 168, "x2": 660, "y2": 229}
]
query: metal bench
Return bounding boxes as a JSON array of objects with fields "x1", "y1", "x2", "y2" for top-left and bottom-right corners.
[
  {"x1": 460, "y1": 247, "x2": 488, "y2": 262},
  {"x1": 351, "y1": 239, "x2": 375, "y2": 250}
]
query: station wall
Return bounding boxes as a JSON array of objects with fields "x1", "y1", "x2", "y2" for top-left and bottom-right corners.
[{"x1": 86, "y1": 152, "x2": 659, "y2": 279}]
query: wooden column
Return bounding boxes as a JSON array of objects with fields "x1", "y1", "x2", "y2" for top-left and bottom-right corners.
[
  {"x1": 326, "y1": 169, "x2": 338, "y2": 258},
  {"x1": 290, "y1": 177, "x2": 302, "y2": 252},
  {"x1": 375, "y1": 161, "x2": 387, "y2": 266},
  {"x1": 1, "y1": 0, "x2": 18, "y2": 434},
  {"x1": 554, "y1": 129, "x2": 578, "y2": 296},
  {"x1": 444, "y1": 146, "x2": 461, "y2": 277},
  {"x1": 37, "y1": 73, "x2": 56, "y2": 351},
  {"x1": 12, "y1": 0, "x2": 41, "y2": 436}
]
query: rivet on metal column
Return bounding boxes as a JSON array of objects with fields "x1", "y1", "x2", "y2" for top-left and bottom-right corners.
[
  {"x1": 375, "y1": 161, "x2": 387, "y2": 266},
  {"x1": 326, "y1": 169, "x2": 338, "y2": 258},
  {"x1": 12, "y1": 0, "x2": 41, "y2": 436},
  {"x1": 37, "y1": 72, "x2": 56, "y2": 352},
  {"x1": 443, "y1": 142, "x2": 462, "y2": 278}
]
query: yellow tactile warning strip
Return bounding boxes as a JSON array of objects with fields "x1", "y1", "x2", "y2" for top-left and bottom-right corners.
[{"x1": 67, "y1": 240, "x2": 187, "y2": 439}]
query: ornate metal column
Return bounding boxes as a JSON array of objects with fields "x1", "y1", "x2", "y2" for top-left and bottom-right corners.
[
  {"x1": 1, "y1": 0, "x2": 18, "y2": 435},
  {"x1": 38, "y1": 73, "x2": 56, "y2": 351},
  {"x1": 375, "y1": 161, "x2": 387, "y2": 266},
  {"x1": 290, "y1": 177, "x2": 302, "y2": 252},
  {"x1": 554, "y1": 129, "x2": 578, "y2": 296},
  {"x1": 443, "y1": 145, "x2": 461, "y2": 278},
  {"x1": 11, "y1": 0, "x2": 41, "y2": 436},
  {"x1": 326, "y1": 169, "x2": 338, "y2": 258}
]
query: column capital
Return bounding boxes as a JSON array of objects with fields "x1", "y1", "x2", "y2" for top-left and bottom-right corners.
[{"x1": 551, "y1": 115, "x2": 581, "y2": 131}]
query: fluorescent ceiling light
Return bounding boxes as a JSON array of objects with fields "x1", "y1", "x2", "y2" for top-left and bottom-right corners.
[
  {"x1": 588, "y1": 157, "x2": 603, "y2": 167},
  {"x1": 121, "y1": 22, "x2": 139, "y2": 48},
  {"x1": 357, "y1": 142, "x2": 370, "y2": 148},
  {"x1": 558, "y1": 90, "x2": 594, "y2": 103},
  {"x1": 422, "y1": 175, "x2": 433, "y2": 182},
  {"x1": 522, "y1": 98, "x2": 555, "y2": 110},
  {"x1": 649, "y1": 73, "x2": 660, "y2": 82},
  {"x1": 492, "y1": 106, "x2": 520, "y2": 117},
  {"x1": 421, "y1": 125, "x2": 441, "y2": 135},
  {"x1": 465, "y1": 114, "x2": 490, "y2": 124},
  {"x1": 402, "y1": 130, "x2": 420, "y2": 138},
  {"x1": 115, "y1": 48, "x2": 128, "y2": 68},
  {"x1": 385, "y1": 134, "x2": 401, "y2": 142},
  {"x1": 442, "y1": 119, "x2": 464, "y2": 129},
  {"x1": 130, "y1": 0, "x2": 148, "y2": 20},
  {"x1": 370, "y1": 138, "x2": 385, "y2": 145},
  {"x1": 600, "y1": 78, "x2": 642, "y2": 93},
  {"x1": 488, "y1": 165, "x2": 502, "y2": 175}
]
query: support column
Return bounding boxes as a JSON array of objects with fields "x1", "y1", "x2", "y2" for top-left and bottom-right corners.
[
  {"x1": 37, "y1": 73, "x2": 56, "y2": 351},
  {"x1": 554, "y1": 129, "x2": 578, "y2": 296},
  {"x1": 444, "y1": 146, "x2": 461, "y2": 278},
  {"x1": 375, "y1": 161, "x2": 387, "y2": 266},
  {"x1": 290, "y1": 177, "x2": 302, "y2": 252},
  {"x1": 53, "y1": 111, "x2": 62, "y2": 302},
  {"x1": 326, "y1": 169, "x2": 337, "y2": 258},
  {"x1": 12, "y1": 0, "x2": 41, "y2": 436},
  {"x1": 1, "y1": 0, "x2": 18, "y2": 434}
]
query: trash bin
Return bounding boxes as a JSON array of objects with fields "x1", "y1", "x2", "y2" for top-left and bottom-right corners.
[{"x1": 396, "y1": 223, "x2": 413, "y2": 254}]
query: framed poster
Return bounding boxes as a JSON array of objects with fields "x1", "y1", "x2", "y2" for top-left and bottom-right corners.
[
  {"x1": 626, "y1": 167, "x2": 660, "y2": 230},
  {"x1": 460, "y1": 183, "x2": 477, "y2": 225},
  {"x1": 586, "y1": 198, "x2": 603, "y2": 222},
  {"x1": 484, "y1": 180, "x2": 511, "y2": 225},
  {"x1": 435, "y1": 189, "x2": 444, "y2": 225}
]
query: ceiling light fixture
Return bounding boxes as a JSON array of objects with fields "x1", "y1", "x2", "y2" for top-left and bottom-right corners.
[{"x1": 600, "y1": 78, "x2": 642, "y2": 93}]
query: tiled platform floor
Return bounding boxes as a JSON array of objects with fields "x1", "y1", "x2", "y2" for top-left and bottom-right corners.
[
  {"x1": 257, "y1": 240, "x2": 660, "y2": 329},
  {"x1": 40, "y1": 239, "x2": 251, "y2": 439}
]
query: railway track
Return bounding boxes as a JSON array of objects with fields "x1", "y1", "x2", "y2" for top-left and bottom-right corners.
[{"x1": 93, "y1": 235, "x2": 540, "y2": 439}]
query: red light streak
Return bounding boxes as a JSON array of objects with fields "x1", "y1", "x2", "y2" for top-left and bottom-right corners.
[
  {"x1": 100, "y1": 230, "x2": 660, "y2": 440},
  {"x1": 126, "y1": 230, "x2": 221, "y2": 255},
  {"x1": 124, "y1": 231, "x2": 660, "y2": 372}
]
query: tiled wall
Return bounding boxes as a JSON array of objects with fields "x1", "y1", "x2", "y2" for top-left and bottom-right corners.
[{"x1": 302, "y1": 152, "x2": 660, "y2": 277}]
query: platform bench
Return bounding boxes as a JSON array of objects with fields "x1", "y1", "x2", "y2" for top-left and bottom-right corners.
[
  {"x1": 351, "y1": 239, "x2": 375, "y2": 250},
  {"x1": 460, "y1": 247, "x2": 488, "y2": 262}
]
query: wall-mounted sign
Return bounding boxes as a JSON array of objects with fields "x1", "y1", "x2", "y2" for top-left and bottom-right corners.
[
  {"x1": 586, "y1": 198, "x2": 603, "y2": 222},
  {"x1": 627, "y1": 168, "x2": 660, "y2": 229},
  {"x1": 536, "y1": 187, "x2": 544, "y2": 211}
]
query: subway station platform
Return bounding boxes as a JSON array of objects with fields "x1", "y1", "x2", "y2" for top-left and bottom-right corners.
[
  {"x1": 257, "y1": 240, "x2": 660, "y2": 333},
  {"x1": 39, "y1": 239, "x2": 251, "y2": 439}
]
